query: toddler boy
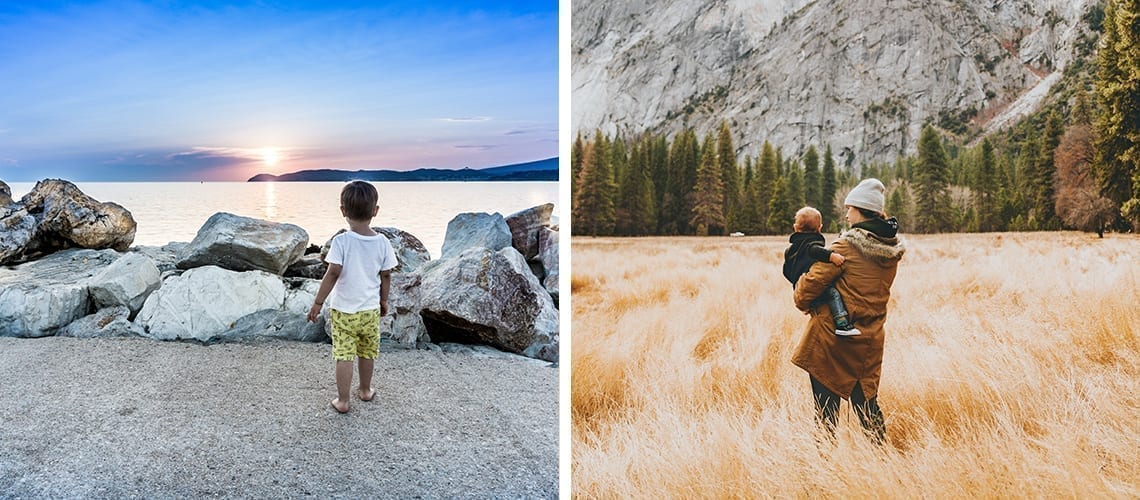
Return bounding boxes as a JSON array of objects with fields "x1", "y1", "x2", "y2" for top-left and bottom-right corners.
[
  {"x1": 307, "y1": 180, "x2": 399, "y2": 413},
  {"x1": 782, "y1": 206, "x2": 860, "y2": 336}
]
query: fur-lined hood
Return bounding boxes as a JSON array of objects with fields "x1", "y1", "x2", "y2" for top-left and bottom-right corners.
[{"x1": 841, "y1": 227, "x2": 905, "y2": 265}]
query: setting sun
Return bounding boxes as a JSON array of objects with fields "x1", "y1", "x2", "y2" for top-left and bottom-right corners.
[{"x1": 262, "y1": 148, "x2": 280, "y2": 166}]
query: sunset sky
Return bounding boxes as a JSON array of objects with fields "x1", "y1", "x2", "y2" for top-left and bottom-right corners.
[{"x1": 0, "y1": 1, "x2": 557, "y2": 181}]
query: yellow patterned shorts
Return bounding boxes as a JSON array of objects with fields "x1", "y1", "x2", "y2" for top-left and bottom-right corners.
[{"x1": 330, "y1": 308, "x2": 380, "y2": 361}]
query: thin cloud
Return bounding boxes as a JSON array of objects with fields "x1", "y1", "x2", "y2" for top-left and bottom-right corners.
[
  {"x1": 3, "y1": 158, "x2": 17, "y2": 165},
  {"x1": 440, "y1": 116, "x2": 492, "y2": 122},
  {"x1": 454, "y1": 145, "x2": 498, "y2": 151}
]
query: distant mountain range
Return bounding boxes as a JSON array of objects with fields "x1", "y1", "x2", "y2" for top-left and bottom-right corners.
[{"x1": 247, "y1": 157, "x2": 559, "y2": 182}]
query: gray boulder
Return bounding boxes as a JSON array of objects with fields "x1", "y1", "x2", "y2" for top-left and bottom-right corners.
[
  {"x1": 129, "y1": 242, "x2": 187, "y2": 273},
  {"x1": 505, "y1": 204, "x2": 554, "y2": 260},
  {"x1": 0, "y1": 207, "x2": 37, "y2": 265},
  {"x1": 440, "y1": 213, "x2": 511, "y2": 260},
  {"x1": 386, "y1": 272, "x2": 426, "y2": 345},
  {"x1": 0, "y1": 179, "x2": 136, "y2": 264},
  {"x1": 136, "y1": 266, "x2": 287, "y2": 342},
  {"x1": 284, "y1": 254, "x2": 326, "y2": 279},
  {"x1": 418, "y1": 247, "x2": 559, "y2": 362},
  {"x1": 89, "y1": 253, "x2": 161, "y2": 316},
  {"x1": 21, "y1": 179, "x2": 137, "y2": 252},
  {"x1": 319, "y1": 227, "x2": 431, "y2": 273},
  {"x1": 438, "y1": 343, "x2": 551, "y2": 365},
  {"x1": 225, "y1": 309, "x2": 327, "y2": 343},
  {"x1": 60, "y1": 306, "x2": 141, "y2": 338},
  {"x1": 0, "y1": 249, "x2": 121, "y2": 337},
  {"x1": 176, "y1": 212, "x2": 308, "y2": 275},
  {"x1": 537, "y1": 227, "x2": 559, "y2": 302},
  {"x1": 0, "y1": 180, "x2": 11, "y2": 206}
]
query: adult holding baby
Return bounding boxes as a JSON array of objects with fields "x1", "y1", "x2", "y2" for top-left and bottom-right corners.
[{"x1": 791, "y1": 178, "x2": 905, "y2": 443}]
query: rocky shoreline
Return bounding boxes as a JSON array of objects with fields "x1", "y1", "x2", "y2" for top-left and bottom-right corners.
[{"x1": 0, "y1": 179, "x2": 559, "y2": 362}]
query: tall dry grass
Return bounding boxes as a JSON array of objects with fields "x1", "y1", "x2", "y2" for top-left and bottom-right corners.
[{"x1": 572, "y1": 232, "x2": 1140, "y2": 498}]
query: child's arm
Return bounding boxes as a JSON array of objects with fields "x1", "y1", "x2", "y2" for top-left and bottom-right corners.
[
  {"x1": 806, "y1": 243, "x2": 844, "y2": 266},
  {"x1": 379, "y1": 269, "x2": 392, "y2": 316},
  {"x1": 307, "y1": 263, "x2": 342, "y2": 322}
]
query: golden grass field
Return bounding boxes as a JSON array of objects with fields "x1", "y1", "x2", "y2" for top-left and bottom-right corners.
[{"x1": 571, "y1": 232, "x2": 1140, "y2": 498}]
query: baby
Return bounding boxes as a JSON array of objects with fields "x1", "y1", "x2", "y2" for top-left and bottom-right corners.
[{"x1": 782, "y1": 206, "x2": 860, "y2": 336}]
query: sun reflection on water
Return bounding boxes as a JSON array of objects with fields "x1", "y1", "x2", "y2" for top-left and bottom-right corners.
[{"x1": 264, "y1": 182, "x2": 277, "y2": 219}]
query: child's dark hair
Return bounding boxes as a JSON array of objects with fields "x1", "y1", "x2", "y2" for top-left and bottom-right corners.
[{"x1": 341, "y1": 180, "x2": 378, "y2": 221}]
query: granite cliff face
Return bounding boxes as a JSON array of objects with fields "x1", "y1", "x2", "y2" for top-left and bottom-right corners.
[{"x1": 572, "y1": 0, "x2": 1095, "y2": 166}]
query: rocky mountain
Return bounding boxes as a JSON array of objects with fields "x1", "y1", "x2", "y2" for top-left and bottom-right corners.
[
  {"x1": 572, "y1": 0, "x2": 1098, "y2": 167},
  {"x1": 247, "y1": 157, "x2": 558, "y2": 182}
]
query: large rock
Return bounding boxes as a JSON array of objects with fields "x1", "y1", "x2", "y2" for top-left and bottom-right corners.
[
  {"x1": 319, "y1": 227, "x2": 431, "y2": 273},
  {"x1": 89, "y1": 252, "x2": 161, "y2": 316},
  {"x1": 21, "y1": 179, "x2": 136, "y2": 251},
  {"x1": 0, "y1": 180, "x2": 11, "y2": 206},
  {"x1": 440, "y1": 213, "x2": 512, "y2": 260},
  {"x1": 0, "y1": 249, "x2": 121, "y2": 337},
  {"x1": 225, "y1": 309, "x2": 327, "y2": 343},
  {"x1": 386, "y1": 272, "x2": 427, "y2": 345},
  {"x1": 537, "y1": 227, "x2": 559, "y2": 302},
  {"x1": 136, "y1": 266, "x2": 286, "y2": 342},
  {"x1": 219, "y1": 278, "x2": 326, "y2": 343},
  {"x1": 0, "y1": 206, "x2": 37, "y2": 265},
  {"x1": 505, "y1": 204, "x2": 554, "y2": 260},
  {"x1": 0, "y1": 179, "x2": 136, "y2": 264},
  {"x1": 177, "y1": 212, "x2": 308, "y2": 275},
  {"x1": 59, "y1": 306, "x2": 141, "y2": 338},
  {"x1": 284, "y1": 254, "x2": 327, "y2": 279},
  {"x1": 129, "y1": 242, "x2": 187, "y2": 273},
  {"x1": 418, "y1": 247, "x2": 558, "y2": 362}
]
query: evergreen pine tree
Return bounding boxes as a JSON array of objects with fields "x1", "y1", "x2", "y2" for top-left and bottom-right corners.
[
  {"x1": 767, "y1": 176, "x2": 790, "y2": 233},
  {"x1": 887, "y1": 185, "x2": 908, "y2": 226},
  {"x1": 716, "y1": 122, "x2": 740, "y2": 232},
  {"x1": 572, "y1": 131, "x2": 617, "y2": 236},
  {"x1": 803, "y1": 145, "x2": 821, "y2": 208},
  {"x1": 975, "y1": 138, "x2": 999, "y2": 231},
  {"x1": 610, "y1": 134, "x2": 628, "y2": 193},
  {"x1": 740, "y1": 156, "x2": 761, "y2": 234},
  {"x1": 1019, "y1": 132, "x2": 1043, "y2": 230},
  {"x1": 821, "y1": 144, "x2": 839, "y2": 231},
  {"x1": 1093, "y1": 0, "x2": 1140, "y2": 227},
  {"x1": 756, "y1": 141, "x2": 778, "y2": 234},
  {"x1": 615, "y1": 136, "x2": 656, "y2": 235},
  {"x1": 914, "y1": 125, "x2": 951, "y2": 233},
  {"x1": 663, "y1": 129, "x2": 700, "y2": 234},
  {"x1": 690, "y1": 132, "x2": 726, "y2": 235},
  {"x1": 649, "y1": 135, "x2": 669, "y2": 234},
  {"x1": 571, "y1": 132, "x2": 584, "y2": 194},
  {"x1": 1033, "y1": 111, "x2": 1063, "y2": 228}
]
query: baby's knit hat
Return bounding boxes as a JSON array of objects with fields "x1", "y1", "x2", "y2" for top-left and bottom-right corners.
[{"x1": 844, "y1": 178, "x2": 886, "y2": 214}]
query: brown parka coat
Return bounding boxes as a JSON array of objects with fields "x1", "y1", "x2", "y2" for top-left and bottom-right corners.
[{"x1": 791, "y1": 225, "x2": 905, "y2": 400}]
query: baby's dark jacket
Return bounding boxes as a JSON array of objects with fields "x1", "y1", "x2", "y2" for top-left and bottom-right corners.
[{"x1": 782, "y1": 231, "x2": 833, "y2": 287}]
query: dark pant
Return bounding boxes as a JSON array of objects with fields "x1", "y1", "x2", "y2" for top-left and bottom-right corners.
[
  {"x1": 811, "y1": 376, "x2": 885, "y2": 443},
  {"x1": 823, "y1": 286, "x2": 853, "y2": 330}
]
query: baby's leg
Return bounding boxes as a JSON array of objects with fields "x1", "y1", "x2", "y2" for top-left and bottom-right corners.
[{"x1": 824, "y1": 286, "x2": 860, "y2": 336}]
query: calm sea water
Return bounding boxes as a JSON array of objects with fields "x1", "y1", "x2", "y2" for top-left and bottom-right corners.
[{"x1": 8, "y1": 181, "x2": 559, "y2": 259}]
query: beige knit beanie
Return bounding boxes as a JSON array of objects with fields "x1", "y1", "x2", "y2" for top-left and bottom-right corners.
[{"x1": 843, "y1": 178, "x2": 886, "y2": 214}]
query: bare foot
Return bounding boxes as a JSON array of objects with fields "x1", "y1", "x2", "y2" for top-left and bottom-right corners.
[
  {"x1": 330, "y1": 398, "x2": 349, "y2": 413},
  {"x1": 357, "y1": 388, "x2": 375, "y2": 401}
]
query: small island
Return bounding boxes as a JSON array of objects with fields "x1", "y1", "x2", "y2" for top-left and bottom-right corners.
[{"x1": 247, "y1": 157, "x2": 558, "y2": 182}]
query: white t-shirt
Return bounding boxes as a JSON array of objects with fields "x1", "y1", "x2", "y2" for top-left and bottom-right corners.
[{"x1": 325, "y1": 230, "x2": 399, "y2": 313}]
